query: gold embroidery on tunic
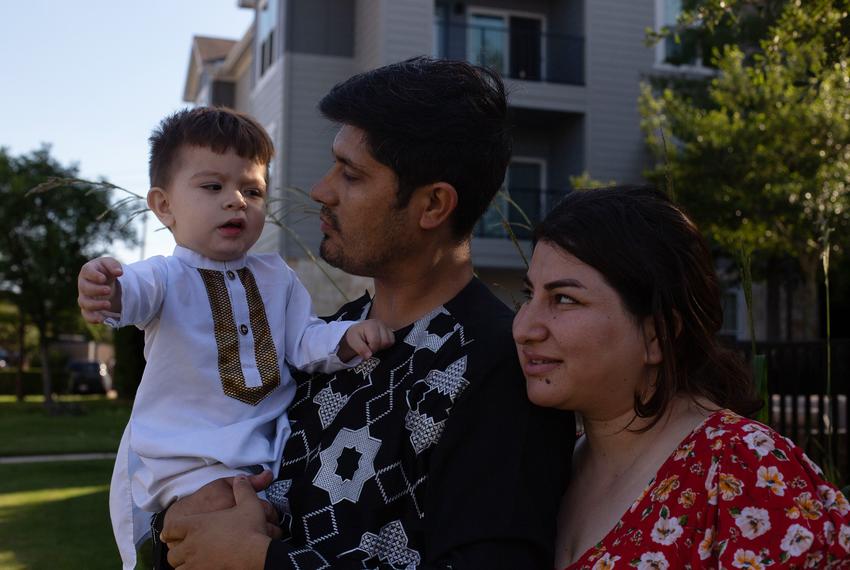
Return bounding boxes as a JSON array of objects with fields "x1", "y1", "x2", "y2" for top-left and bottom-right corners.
[{"x1": 199, "y1": 268, "x2": 280, "y2": 406}]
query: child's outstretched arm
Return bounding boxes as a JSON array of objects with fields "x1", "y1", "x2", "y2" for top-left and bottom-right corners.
[
  {"x1": 337, "y1": 319, "x2": 395, "y2": 362},
  {"x1": 77, "y1": 257, "x2": 123, "y2": 324}
]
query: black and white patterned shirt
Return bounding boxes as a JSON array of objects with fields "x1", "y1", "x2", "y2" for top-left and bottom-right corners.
[{"x1": 265, "y1": 278, "x2": 574, "y2": 569}]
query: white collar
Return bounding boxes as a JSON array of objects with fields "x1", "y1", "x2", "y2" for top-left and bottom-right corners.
[{"x1": 173, "y1": 245, "x2": 248, "y2": 271}]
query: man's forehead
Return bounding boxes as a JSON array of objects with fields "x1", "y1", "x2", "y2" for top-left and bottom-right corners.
[{"x1": 332, "y1": 125, "x2": 373, "y2": 168}]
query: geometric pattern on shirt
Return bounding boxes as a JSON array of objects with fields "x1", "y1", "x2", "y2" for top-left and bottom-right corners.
[
  {"x1": 281, "y1": 427, "x2": 320, "y2": 470},
  {"x1": 198, "y1": 268, "x2": 280, "y2": 406},
  {"x1": 302, "y1": 505, "x2": 339, "y2": 546},
  {"x1": 313, "y1": 364, "x2": 375, "y2": 429},
  {"x1": 287, "y1": 547, "x2": 330, "y2": 570},
  {"x1": 266, "y1": 478, "x2": 293, "y2": 520},
  {"x1": 403, "y1": 307, "x2": 461, "y2": 353},
  {"x1": 405, "y1": 356, "x2": 470, "y2": 454},
  {"x1": 351, "y1": 520, "x2": 422, "y2": 569},
  {"x1": 375, "y1": 460, "x2": 428, "y2": 517},
  {"x1": 312, "y1": 426, "x2": 381, "y2": 504}
]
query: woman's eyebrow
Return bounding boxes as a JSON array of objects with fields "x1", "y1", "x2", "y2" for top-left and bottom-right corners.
[{"x1": 544, "y1": 278, "x2": 586, "y2": 291}]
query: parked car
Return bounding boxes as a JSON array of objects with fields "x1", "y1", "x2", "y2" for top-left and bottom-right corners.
[{"x1": 67, "y1": 360, "x2": 112, "y2": 394}]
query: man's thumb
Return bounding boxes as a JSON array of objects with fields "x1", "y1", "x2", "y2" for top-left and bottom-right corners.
[{"x1": 233, "y1": 476, "x2": 257, "y2": 505}]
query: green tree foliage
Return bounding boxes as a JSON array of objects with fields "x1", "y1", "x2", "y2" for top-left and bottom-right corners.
[
  {"x1": 0, "y1": 146, "x2": 135, "y2": 405},
  {"x1": 640, "y1": 0, "x2": 850, "y2": 338}
]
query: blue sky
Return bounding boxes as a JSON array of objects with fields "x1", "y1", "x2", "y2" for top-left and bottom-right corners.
[{"x1": 0, "y1": 1, "x2": 255, "y2": 263}]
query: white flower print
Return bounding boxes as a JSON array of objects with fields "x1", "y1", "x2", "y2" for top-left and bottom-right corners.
[
  {"x1": 731, "y1": 549, "x2": 765, "y2": 569},
  {"x1": 756, "y1": 465, "x2": 786, "y2": 496},
  {"x1": 734, "y1": 506, "x2": 772, "y2": 539},
  {"x1": 823, "y1": 521, "x2": 836, "y2": 546},
  {"x1": 698, "y1": 527, "x2": 715, "y2": 561},
  {"x1": 637, "y1": 551, "x2": 669, "y2": 570},
  {"x1": 780, "y1": 523, "x2": 815, "y2": 557},
  {"x1": 705, "y1": 460, "x2": 719, "y2": 505},
  {"x1": 741, "y1": 421, "x2": 771, "y2": 434},
  {"x1": 651, "y1": 515, "x2": 684, "y2": 545},
  {"x1": 801, "y1": 452, "x2": 825, "y2": 477},
  {"x1": 817, "y1": 484, "x2": 837, "y2": 509},
  {"x1": 705, "y1": 426, "x2": 727, "y2": 439},
  {"x1": 839, "y1": 524, "x2": 850, "y2": 553},
  {"x1": 591, "y1": 553, "x2": 621, "y2": 570},
  {"x1": 743, "y1": 430, "x2": 775, "y2": 458}
]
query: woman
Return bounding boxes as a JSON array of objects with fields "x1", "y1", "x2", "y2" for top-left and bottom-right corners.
[{"x1": 513, "y1": 186, "x2": 850, "y2": 569}]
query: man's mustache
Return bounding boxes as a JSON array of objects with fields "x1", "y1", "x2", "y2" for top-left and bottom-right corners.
[{"x1": 320, "y1": 206, "x2": 340, "y2": 231}]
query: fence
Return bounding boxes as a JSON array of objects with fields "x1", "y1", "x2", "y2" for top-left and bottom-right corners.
[{"x1": 735, "y1": 339, "x2": 850, "y2": 482}]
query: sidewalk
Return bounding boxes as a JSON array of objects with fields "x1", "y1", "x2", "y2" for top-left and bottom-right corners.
[{"x1": 0, "y1": 452, "x2": 116, "y2": 465}]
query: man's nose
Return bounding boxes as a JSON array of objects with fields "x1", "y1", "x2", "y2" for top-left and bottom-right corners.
[{"x1": 310, "y1": 170, "x2": 336, "y2": 205}]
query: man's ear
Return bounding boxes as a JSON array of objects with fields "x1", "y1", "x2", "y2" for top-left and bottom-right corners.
[
  {"x1": 147, "y1": 187, "x2": 175, "y2": 228},
  {"x1": 641, "y1": 316, "x2": 664, "y2": 366},
  {"x1": 415, "y1": 182, "x2": 458, "y2": 231}
]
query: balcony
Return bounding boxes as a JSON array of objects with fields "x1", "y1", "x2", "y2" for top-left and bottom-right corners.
[
  {"x1": 474, "y1": 187, "x2": 572, "y2": 240},
  {"x1": 434, "y1": 21, "x2": 584, "y2": 86}
]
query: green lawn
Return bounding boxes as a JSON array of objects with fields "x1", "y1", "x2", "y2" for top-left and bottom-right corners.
[
  {"x1": 0, "y1": 459, "x2": 122, "y2": 569},
  {"x1": 0, "y1": 396, "x2": 130, "y2": 456}
]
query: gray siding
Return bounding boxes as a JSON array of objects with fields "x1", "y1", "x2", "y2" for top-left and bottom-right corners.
[
  {"x1": 286, "y1": 0, "x2": 355, "y2": 56},
  {"x1": 280, "y1": 53, "x2": 357, "y2": 258},
  {"x1": 382, "y1": 0, "x2": 432, "y2": 63},
  {"x1": 354, "y1": 0, "x2": 384, "y2": 70},
  {"x1": 585, "y1": 0, "x2": 654, "y2": 184}
]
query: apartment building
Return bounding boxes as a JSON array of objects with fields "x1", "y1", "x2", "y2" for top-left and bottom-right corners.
[{"x1": 184, "y1": 0, "x2": 659, "y2": 315}]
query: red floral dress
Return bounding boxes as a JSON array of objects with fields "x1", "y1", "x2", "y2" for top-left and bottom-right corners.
[{"x1": 565, "y1": 410, "x2": 850, "y2": 569}]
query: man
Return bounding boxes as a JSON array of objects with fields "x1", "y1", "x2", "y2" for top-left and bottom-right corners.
[{"x1": 158, "y1": 57, "x2": 574, "y2": 569}]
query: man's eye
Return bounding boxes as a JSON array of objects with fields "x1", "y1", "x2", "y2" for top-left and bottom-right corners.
[
  {"x1": 520, "y1": 287, "x2": 532, "y2": 301},
  {"x1": 342, "y1": 171, "x2": 359, "y2": 182},
  {"x1": 201, "y1": 183, "x2": 222, "y2": 191}
]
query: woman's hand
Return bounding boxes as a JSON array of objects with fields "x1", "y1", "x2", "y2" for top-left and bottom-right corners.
[{"x1": 162, "y1": 475, "x2": 280, "y2": 569}]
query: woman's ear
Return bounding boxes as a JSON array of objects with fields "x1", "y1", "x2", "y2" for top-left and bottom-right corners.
[
  {"x1": 416, "y1": 182, "x2": 458, "y2": 231},
  {"x1": 147, "y1": 187, "x2": 175, "y2": 229},
  {"x1": 641, "y1": 316, "x2": 664, "y2": 366}
]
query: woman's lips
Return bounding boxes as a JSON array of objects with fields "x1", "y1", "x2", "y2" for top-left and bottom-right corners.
[{"x1": 520, "y1": 351, "x2": 562, "y2": 377}]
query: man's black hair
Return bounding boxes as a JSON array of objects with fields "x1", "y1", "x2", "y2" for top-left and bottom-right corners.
[{"x1": 319, "y1": 56, "x2": 511, "y2": 238}]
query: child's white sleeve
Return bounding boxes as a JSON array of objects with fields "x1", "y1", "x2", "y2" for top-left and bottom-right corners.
[
  {"x1": 103, "y1": 257, "x2": 168, "y2": 329},
  {"x1": 281, "y1": 265, "x2": 358, "y2": 374}
]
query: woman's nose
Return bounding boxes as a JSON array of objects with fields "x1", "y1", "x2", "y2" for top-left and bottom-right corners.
[{"x1": 513, "y1": 302, "x2": 547, "y2": 344}]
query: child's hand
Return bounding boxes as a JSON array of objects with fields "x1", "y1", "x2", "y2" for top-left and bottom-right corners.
[
  {"x1": 77, "y1": 257, "x2": 123, "y2": 323},
  {"x1": 338, "y1": 319, "x2": 395, "y2": 362}
]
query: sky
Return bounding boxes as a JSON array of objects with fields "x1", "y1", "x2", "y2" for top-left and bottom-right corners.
[{"x1": 0, "y1": 0, "x2": 255, "y2": 263}]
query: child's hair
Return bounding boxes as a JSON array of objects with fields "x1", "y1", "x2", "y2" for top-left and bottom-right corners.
[{"x1": 148, "y1": 107, "x2": 275, "y2": 188}]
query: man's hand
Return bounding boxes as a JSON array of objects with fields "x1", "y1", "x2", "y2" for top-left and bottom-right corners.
[
  {"x1": 77, "y1": 257, "x2": 123, "y2": 323},
  {"x1": 163, "y1": 476, "x2": 277, "y2": 570},
  {"x1": 338, "y1": 319, "x2": 395, "y2": 362}
]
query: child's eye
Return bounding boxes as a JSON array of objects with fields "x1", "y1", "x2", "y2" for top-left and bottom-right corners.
[
  {"x1": 245, "y1": 188, "x2": 265, "y2": 198},
  {"x1": 201, "y1": 183, "x2": 222, "y2": 191}
]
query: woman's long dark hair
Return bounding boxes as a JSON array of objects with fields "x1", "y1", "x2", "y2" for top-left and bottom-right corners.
[{"x1": 535, "y1": 186, "x2": 762, "y2": 428}]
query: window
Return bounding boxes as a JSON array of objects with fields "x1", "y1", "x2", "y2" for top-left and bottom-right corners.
[
  {"x1": 475, "y1": 159, "x2": 546, "y2": 239},
  {"x1": 466, "y1": 9, "x2": 545, "y2": 81},
  {"x1": 655, "y1": 0, "x2": 706, "y2": 69},
  {"x1": 258, "y1": 0, "x2": 277, "y2": 77}
]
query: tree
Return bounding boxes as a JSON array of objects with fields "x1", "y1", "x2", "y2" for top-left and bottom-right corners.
[
  {"x1": 640, "y1": 0, "x2": 850, "y2": 339},
  {"x1": 0, "y1": 146, "x2": 135, "y2": 406}
]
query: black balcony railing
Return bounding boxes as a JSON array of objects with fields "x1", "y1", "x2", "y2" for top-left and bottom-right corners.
[
  {"x1": 474, "y1": 187, "x2": 571, "y2": 239},
  {"x1": 434, "y1": 22, "x2": 584, "y2": 86}
]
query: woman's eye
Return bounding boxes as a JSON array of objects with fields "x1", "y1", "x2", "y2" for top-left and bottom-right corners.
[{"x1": 554, "y1": 294, "x2": 576, "y2": 305}]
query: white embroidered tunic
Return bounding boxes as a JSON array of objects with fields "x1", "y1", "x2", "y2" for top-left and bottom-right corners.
[{"x1": 106, "y1": 245, "x2": 354, "y2": 569}]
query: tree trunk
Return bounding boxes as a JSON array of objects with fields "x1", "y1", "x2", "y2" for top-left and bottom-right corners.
[
  {"x1": 37, "y1": 323, "x2": 53, "y2": 407},
  {"x1": 15, "y1": 308, "x2": 25, "y2": 402},
  {"x1": 796, "y1": 253, "x2": 821, "y2": 340}
]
